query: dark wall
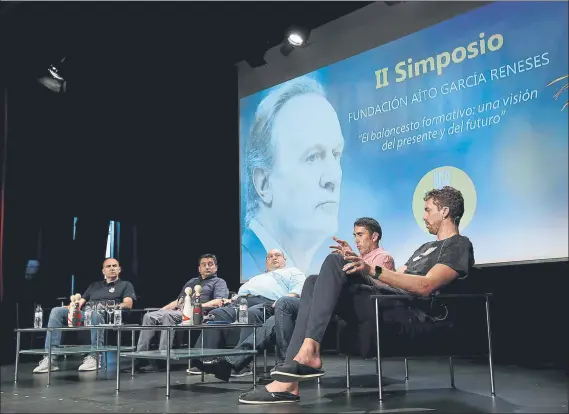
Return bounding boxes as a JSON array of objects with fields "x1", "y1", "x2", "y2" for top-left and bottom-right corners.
[{"x1": 1, "y1": 58, "x2": 567, "y2": 370}]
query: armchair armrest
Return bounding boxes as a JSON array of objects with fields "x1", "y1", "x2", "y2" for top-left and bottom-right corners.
[{"x1": 370, "y1": 293, "x2": 493, "y2": 300}]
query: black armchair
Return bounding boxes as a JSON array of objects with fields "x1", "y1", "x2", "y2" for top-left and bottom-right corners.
[{"x1": 335, "y1": 285, "x2": 495, "y2": 401}]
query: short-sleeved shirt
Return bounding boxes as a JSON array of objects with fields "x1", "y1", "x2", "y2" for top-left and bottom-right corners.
[
  {"x1": 177, "y1": 274, "x2": 229, "y2": 305},
  {"x1": 403, "y1": 234, "x2": 474, "y2": 319},
  {"x1": 82, "y1": 279, "x2": 137, "y2": 303},
  {"x1": 404, "y1": 234, "x2": 474, "y2": 280}
]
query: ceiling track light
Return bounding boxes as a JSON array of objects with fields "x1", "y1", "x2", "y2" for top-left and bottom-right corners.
[{"x1": 38, "y1": 57, "x2": 67, "y2": 93}]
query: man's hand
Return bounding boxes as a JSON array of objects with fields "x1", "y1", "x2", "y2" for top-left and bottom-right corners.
[
  {"x1": 343, "y1": 251, "x2": 373, "y2": 276},
  {"x1": 210, "y1": 299, "x2": 224, "y2": 308},
  {"x1": 330, "y1": 236, "x2": 355, "y2": 256}
]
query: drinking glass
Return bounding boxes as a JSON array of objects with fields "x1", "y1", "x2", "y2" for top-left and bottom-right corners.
[{"x1": 106, "y1": 300, "x2": 116, "y2": 325}]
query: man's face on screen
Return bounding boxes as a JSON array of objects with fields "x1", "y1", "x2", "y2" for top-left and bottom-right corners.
[
  {"x1": 198, "y1": 257, "x2": 218, "y2": 278},
  {"x1": 269, "y1": 94, "x2": 344, "y2": 235}
]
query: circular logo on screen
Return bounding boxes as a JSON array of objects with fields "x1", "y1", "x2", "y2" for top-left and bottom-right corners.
[{"x1": 412, "y1": 166, "x2": 477, "y2": 233}]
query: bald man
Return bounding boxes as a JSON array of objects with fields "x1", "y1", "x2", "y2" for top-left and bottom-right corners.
[
  {"x1": 188, "y1": 249, "x2": 305, "y2": 376},
  {"x1": 33, "y1": 257, "x2": 136, "y2": 373}
]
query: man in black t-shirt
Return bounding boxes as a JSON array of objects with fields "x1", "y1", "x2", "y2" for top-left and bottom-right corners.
[
  {"x1": 238, "y1": 186, "x2": 475, "y2": 405},
  {"x1": 33, "y1": 258, "x2": 136, "y2": 374}
]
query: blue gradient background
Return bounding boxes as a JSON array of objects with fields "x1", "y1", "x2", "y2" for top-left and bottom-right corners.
[{"x1": 239, "y1": 2, "x2": 568, "y2": 279}]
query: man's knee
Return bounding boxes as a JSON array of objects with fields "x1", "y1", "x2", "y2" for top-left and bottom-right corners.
[
  {"x1": 274, "y1": 296, "x2": 300, "y2": 313},
  {"x1": 142, "y1": 311, "x2": 159, "y2": 325},
  {"x1": 47, "y1": 307, "x2": 67, "y2": 323},
  {"x1": 323, "y1": 252, "x2": 345, "y2": 268}
]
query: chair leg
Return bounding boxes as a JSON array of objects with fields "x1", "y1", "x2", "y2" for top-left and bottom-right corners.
[
  {"x1": 485, "y1": 296, "x2": 496, "y2": 396},
  {"x1": 449, "y1": 356, "x2": 455, "y2": 388},
  {"x1": 375, "y1": 298, "x2": 384, "y2": 401},
  {"x1": 404, "y1": 358, "x2": 409, "y2": 380},
  {"x1": 264, "y1": 349, "x2": 268, "y2": 373},
  {"x1": 345, "y1": 356, "x2": 351, "y2": 389}
]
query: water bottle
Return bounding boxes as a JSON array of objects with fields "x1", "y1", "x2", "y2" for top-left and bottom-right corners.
[
  {"x1": 238, "y1": 296, "x2": 248, "y2": 324},
  {"x1": 34, "y1": 305, "x2": 43, "y2": 328},
  {"x1": 84, "y1": 305, "x2": 93, "y2": 326},
  {"x1": 230, "y1": 294, "x2": 238, "y2": 323},
  {"x1": 113, "y1": 307, "x2": 122, "y2": 325}
]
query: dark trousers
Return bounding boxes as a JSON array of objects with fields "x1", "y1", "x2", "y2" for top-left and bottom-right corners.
[
  {"x1": 194, "y1": 296, "x2": 273, "y2": 349},
  {"x1": 226, "y1": 296, "x2": 300, "y2": 371},
  {"x1": 285, "y1": 253, "x2": 408, "y2": 362}
]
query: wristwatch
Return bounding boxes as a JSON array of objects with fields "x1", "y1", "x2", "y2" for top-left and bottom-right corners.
[{"x1": 371, "y1": 266, "x2": 383, "y2": 280}]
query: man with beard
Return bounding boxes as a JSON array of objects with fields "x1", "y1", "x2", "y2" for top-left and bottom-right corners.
[{"x1": 238, "y1": 186, "x2": 474, "y2": 404}]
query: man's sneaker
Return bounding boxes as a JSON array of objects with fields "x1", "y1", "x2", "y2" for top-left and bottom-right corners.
[
  {"x1": 231, "y1": 366, "x2": 253, "y2": 377},
  {"x1": 78, "y1": 355, "x2": 100, "y2": 371},
  {"x1": 186, "y1": 367, "x2": 204, "y2": 375},
  {"x1": 33, "y1": 357, "x2": 59, "y2": 373}
]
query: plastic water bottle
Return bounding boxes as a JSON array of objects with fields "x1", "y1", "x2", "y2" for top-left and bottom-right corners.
[
  {"x1": 84, "y1": 306, "x2": 93, "y2": 326},
  {"x1": 34, "y1": 305, "x2": 43, "y2": 328},
  {"x1": 238, "y1": 297, "x2": 248, "y2": 324},
  {"x1": 230, "y1": 294, "x2": 239, "y2": 323},
  {"x1": 113, "y1": 307, "x2": 122, "y2": 325}
]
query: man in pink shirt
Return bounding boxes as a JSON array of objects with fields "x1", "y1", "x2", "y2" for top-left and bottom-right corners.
[{"x1": 239, "y1": 216, "x2": 395, "y2": 404}]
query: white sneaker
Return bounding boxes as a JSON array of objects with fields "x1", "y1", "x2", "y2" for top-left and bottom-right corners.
[
  {"x1": 33, "y1": 357, "x2": 59, "y2": 373},
  {"x1": 78, "y1": 355, "x2": 100, "y2": 371}
]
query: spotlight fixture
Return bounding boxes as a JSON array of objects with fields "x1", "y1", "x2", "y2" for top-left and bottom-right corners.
[
  {"x1": 279, "y1": 26, "x2": 311, "y2": 57},
  {"x1": 285, "y1": 26, "x2": 311, "y2": 47},
  {"x1": 38, "y1": 57, "x2": 67, "y2": 93}
]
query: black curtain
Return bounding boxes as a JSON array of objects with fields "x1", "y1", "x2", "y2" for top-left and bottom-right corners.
[{"x1": 72, "y1": 217, "x2": 109, "y2": 296}]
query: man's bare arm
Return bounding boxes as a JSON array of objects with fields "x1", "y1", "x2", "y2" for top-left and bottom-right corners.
[
  {"x1": 375, "y1": 264, "x2": 458, "y2": 296},
  {"x1": 161, "y1": 299, "x2": 179, "y2": 311}
]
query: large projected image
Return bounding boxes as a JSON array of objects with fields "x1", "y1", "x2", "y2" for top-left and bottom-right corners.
[{"x1": 239, "y1": 2, "x2": 569, "y2": 280}]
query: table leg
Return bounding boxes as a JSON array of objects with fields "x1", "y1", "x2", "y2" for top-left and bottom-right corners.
[
  {"x1": 116, "y1": 329, "x2": 122, "y2": 392},
  {"x1": 200, "y1": 330, "x2": 204, "y2": 383},
  {"x1": 14, "y1": 331, "x2": 21, "y2": 382},
  {"x1": 131, "y1": 330, "x2": 135, "y2": 377},
  {"x1": 166, "y1": 330, "x2": 171, "y2": 398},
  {"x1": 252, "y1": 327, "x2": 257, "y2": 388},
  {"x1": 47, "y1": 331, "x2": 52, "y2": 387}
]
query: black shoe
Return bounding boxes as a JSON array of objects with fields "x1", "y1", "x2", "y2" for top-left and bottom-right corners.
[
  {"x1": 231, "y1": 365, "x2": 253, "y2": 377},
  {"x1": 139, "y1": 360, "x2": 165, "y2": 373},
  {"x1": 202, "y1": 357, "x2": 233, "y2": 382},
  {"x1": 270, "y1": 361, "x2": 324, "y2": 383},
  {"x1": 238, "y1": 387, "x2": 299, "y2": 404},
  {"x1": 186, "y1": 367, "x2": 203, "y2": 375}
]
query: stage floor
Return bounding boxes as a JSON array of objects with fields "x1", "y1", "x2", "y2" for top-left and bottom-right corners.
[{"x1": 2, "y1": 354, "x2": 567, "y2": 413}]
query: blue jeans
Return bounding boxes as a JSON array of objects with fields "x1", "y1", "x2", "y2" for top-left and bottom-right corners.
[
  {"x1": 44, "y1": 306, "x2": 104, "y2": 357},
  {"x1": 226, "y1": 296, "x2": 300, "y2": 371}
]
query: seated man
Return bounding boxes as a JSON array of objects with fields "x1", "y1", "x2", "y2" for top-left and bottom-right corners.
[
  {"x1": 195, "y1": 295, "x2": 301, "y2": 382},
  {"x1": 135, "y1": 253, "x2": 229, "y2": 372},
  {"x1": 195, "y1": 218, "x2": 393, "y2": 380},
  {"x1": 33, "y1": 258, "x2": 136, "y2": 373},
  {"x1": 187, "y1": 248, "x2": 305, "y2": 375},
  {"x1": 238, "y1": 186, "x2": 475, "y2": 404}
]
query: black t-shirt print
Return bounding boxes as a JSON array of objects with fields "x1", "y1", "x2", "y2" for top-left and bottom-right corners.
[
  {"x1": 82, "y1": 279, "x2": 137, "y2": 303},
  {"x1": 403, "y1": 235, "x2": 474, "y2": 321},
  {"x1": 404, "y1": 234, "x2": 474, "y2": 283}
]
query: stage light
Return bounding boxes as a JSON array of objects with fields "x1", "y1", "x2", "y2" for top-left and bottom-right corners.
[
  {"x1": 280, "y1": 26, "x2": 311, "y2": 57},
  {"x1": 285, "y1": 26, "x2": 310, "y2": 47},
  {"x1": 287, "y1": 32, "x2": 305, "y2": 47},
  {"x1": 38, "y1": 57, "x2": 67, "y2": 93}
]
